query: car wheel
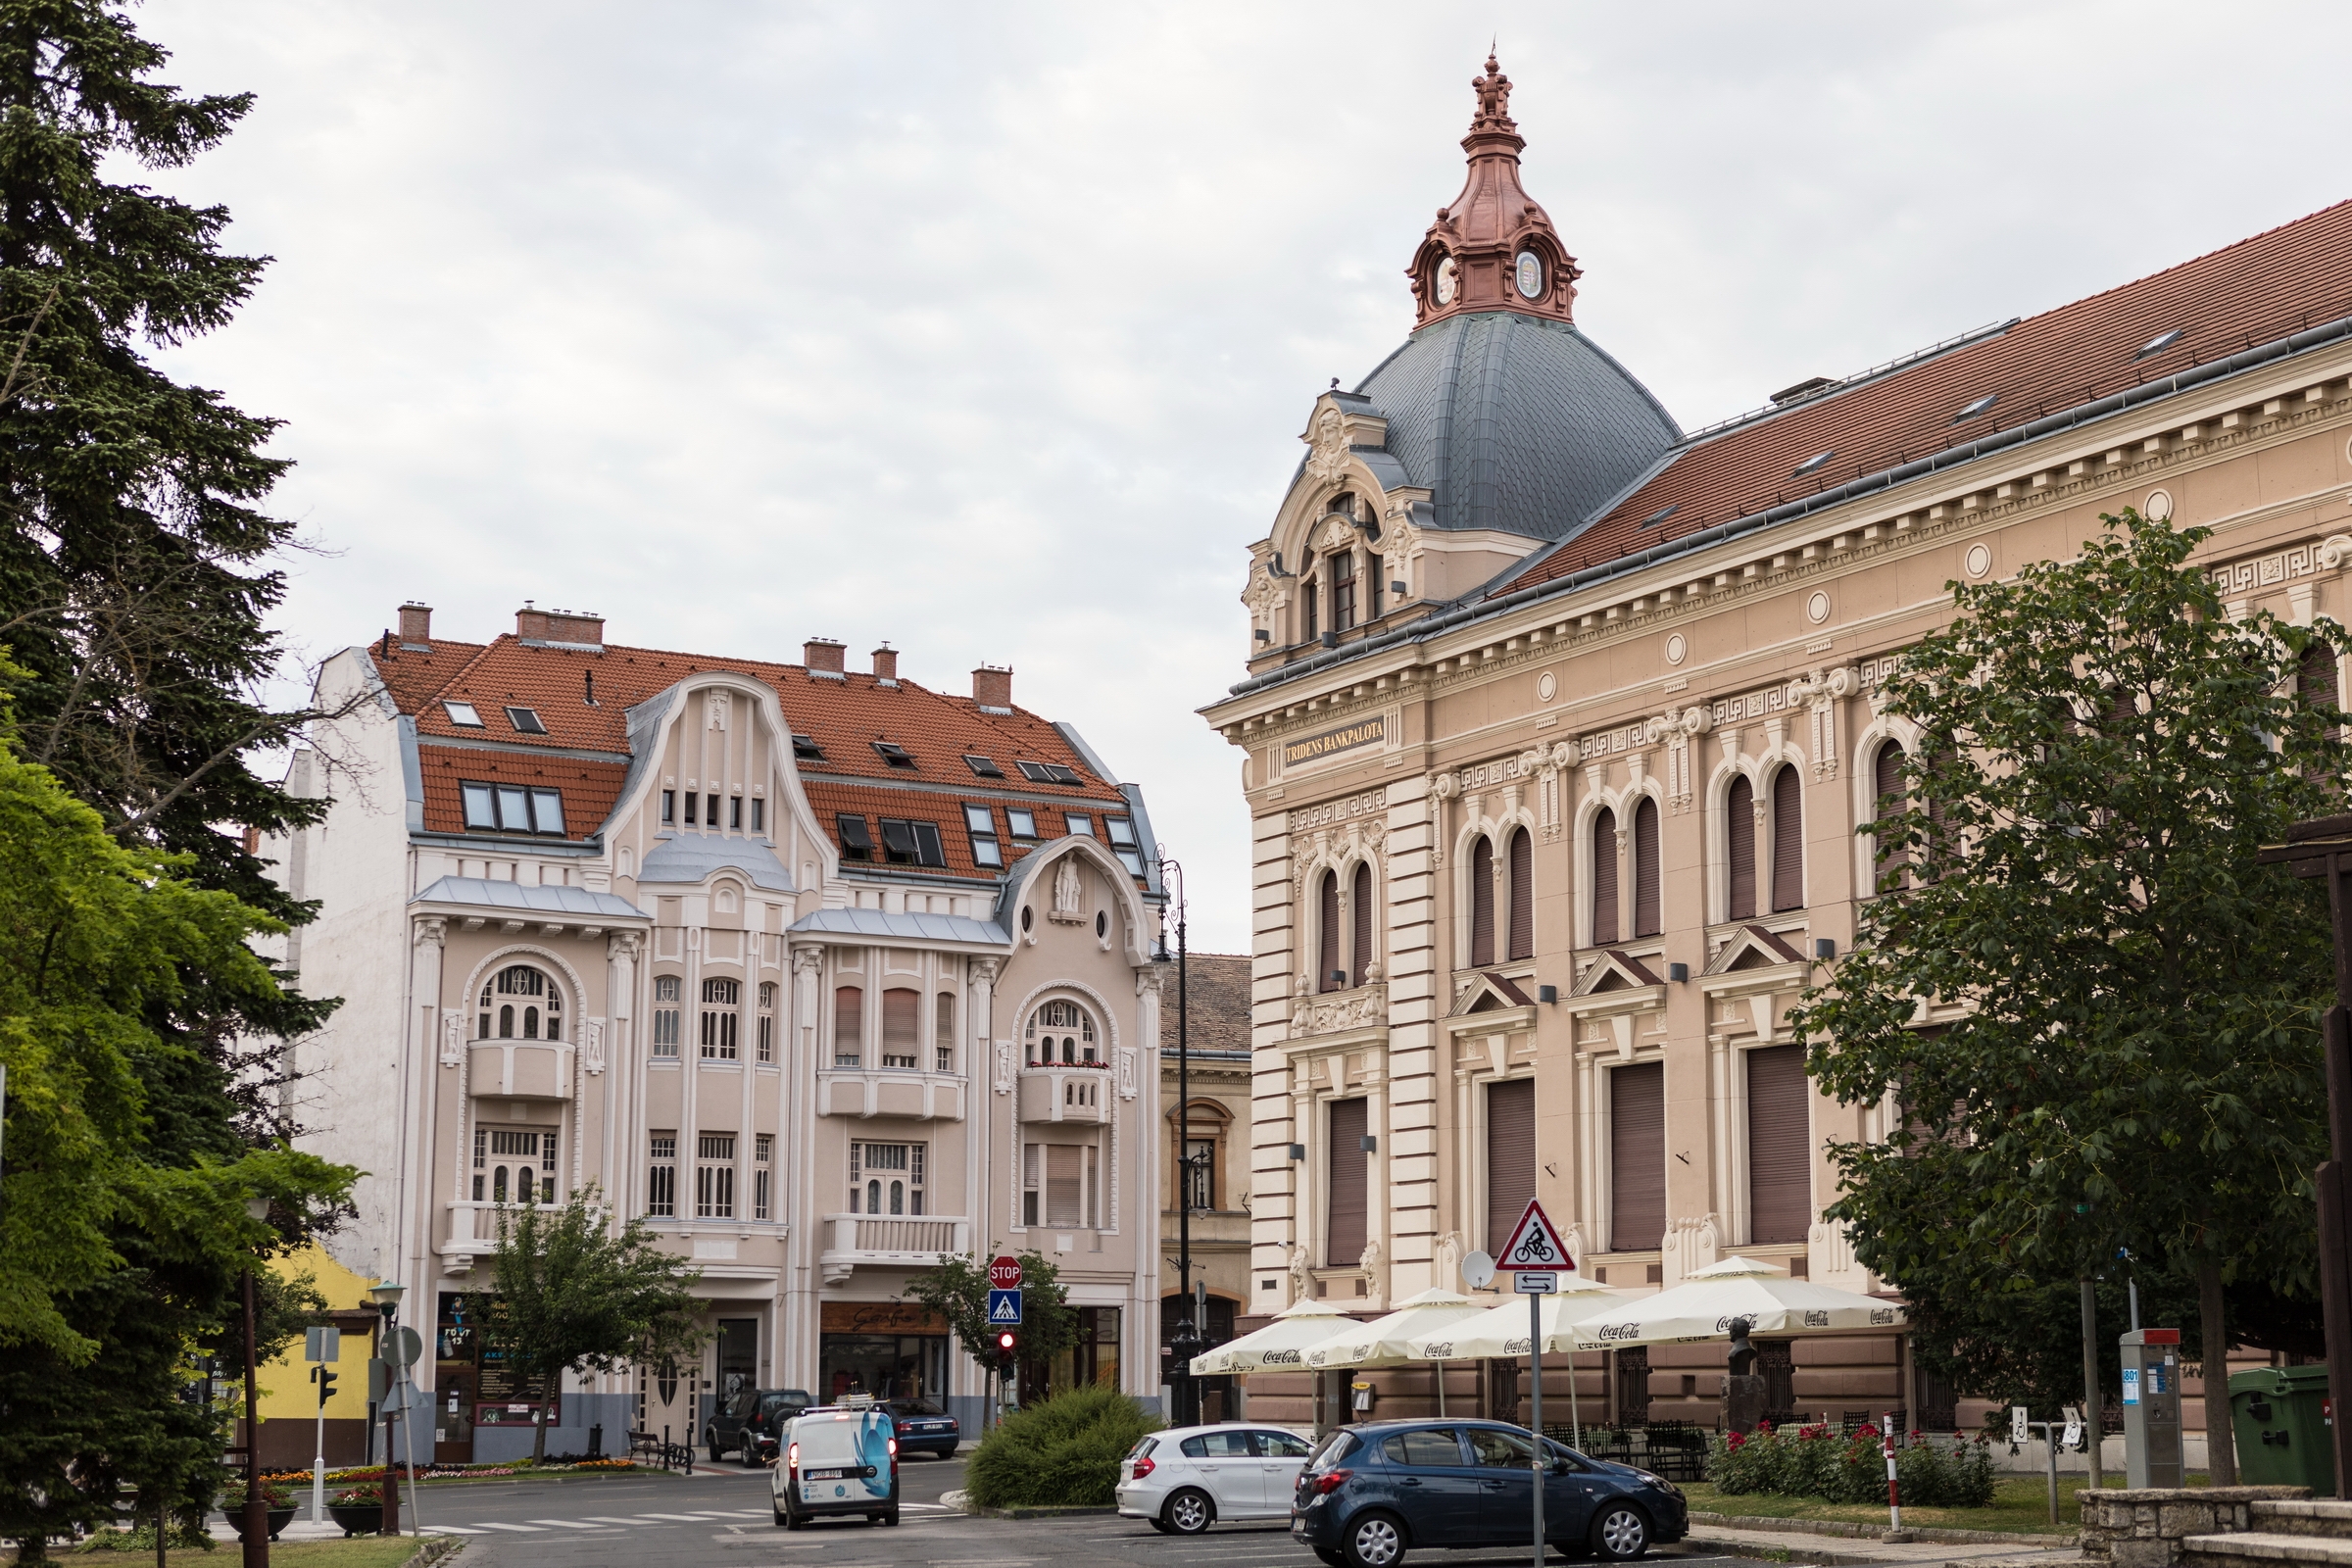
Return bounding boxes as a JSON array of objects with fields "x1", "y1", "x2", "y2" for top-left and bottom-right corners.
[
  {"x1": 1344, "y1": 1510, "x2": 1407, "y2": 1568},
  {"x1": 940, "y1": 1444, "x2": 957, "y2": 1458},
  {"x1": 1165, "y1": 1488, "x2": 1214, "y2": 1535},
  {"x1": 884, "y1": 1511, "x2": 900, "y2": 1526},
  {"x1": 707, "y1": 1435, "x2": 722, "y2": 1463},
  {"x1": 1590, "y1": 1501, "x2": 1651, "y2": 1561},
  {"x1": 771, "y1": 1505, "x2": 788, "y2": 1527}
]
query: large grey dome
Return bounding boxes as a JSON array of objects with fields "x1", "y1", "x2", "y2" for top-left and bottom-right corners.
[{"x1": 1353, "y1": 310, "x2": 1681, "y2": 540}]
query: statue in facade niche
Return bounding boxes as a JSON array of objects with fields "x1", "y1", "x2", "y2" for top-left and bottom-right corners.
[{"x1": 1051, "y1": 854, "x2": 1083, "y2": 920}]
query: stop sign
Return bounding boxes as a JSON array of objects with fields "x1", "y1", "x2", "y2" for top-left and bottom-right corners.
[{"x1": 989, "y1": 1254, "x2": 1022, "y2": 1290}]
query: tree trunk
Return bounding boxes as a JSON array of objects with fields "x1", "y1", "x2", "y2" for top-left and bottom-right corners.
[
  {"x1": 2082, "y1": 1278, "x2": 2104, "y2": 1490},
  {"x1": 2200, "y1": 1258, "x2": 2237, "y2": 1486},
  {"x1": 533, "y1": 1374, "x2": 550, "y2": 1464}
]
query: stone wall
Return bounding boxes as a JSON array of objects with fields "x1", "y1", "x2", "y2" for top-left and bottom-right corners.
[{"x1": 2080, "y1": 1487, "x2": 2312, "y2": 1568}]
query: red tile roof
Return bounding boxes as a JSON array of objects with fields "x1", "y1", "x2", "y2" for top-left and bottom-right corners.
[
  {"x1": 1500, "y1": 199, "x2": 2352, "y2": 594},
  {"x1": 373, "y1": 632, "x2": 1129, "y2": 862},
  {"x1": 802, "y1": 780, "x2": 1120, "y2": 884}
]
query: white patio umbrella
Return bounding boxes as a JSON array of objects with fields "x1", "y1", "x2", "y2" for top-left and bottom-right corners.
[
  {"x1": 1397, "y1": 1277, "x2": 1619, "y2": 1437},
  {"x1": 1302, "y1": 1288, "x2": 1495, "y2": 1417},
  {"x1": 1562, "y1": 1254, "x2": 1907, "y2": 1348},
  {"x1": 1189, "y1": 1297, "x2": 1356, "y2": 1377}
]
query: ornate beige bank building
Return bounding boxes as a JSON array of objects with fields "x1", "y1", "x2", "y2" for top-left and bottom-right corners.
[{"x1": 1201, "y1": 58, "x2": 2352, "y2": 1431}]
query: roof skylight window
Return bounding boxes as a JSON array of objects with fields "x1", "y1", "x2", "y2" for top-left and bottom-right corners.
[
  {"x1": 792, "y1": 734, "x2": 824, "y2": 760},
  {"x1": 443, "y1": 700, "x2": 483, "y2": 727},
  {"x1": 2136, "y1": 327, "x2": 2185, "y2": 358},
  {"x1": 505, "y1": 707, "x2": 547, "y2": 735},
  {"x1": 1952, "y1": 394, "x2": 1999, "y2": 422},
  {"x1": 1016, "y1": 760, "x2": 1084, "y2": 786},
  {"x1": 963, "y1": 754, "x2": 1004, "y2": 778},
  {"x1": 872, "y1": 741, "x2": 917, "y2": 769},
  {"x1": 1792, "y1": 451, "x2": 1834, "y2": 477},
  {"x1": 1641, "y1": 504, "x2": 1678, "y2": 528}
]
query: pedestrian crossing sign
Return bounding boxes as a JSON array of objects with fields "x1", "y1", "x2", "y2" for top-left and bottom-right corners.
[{"x1": 988, "y1": 1287, "x2": 1023, "y2": 1325}]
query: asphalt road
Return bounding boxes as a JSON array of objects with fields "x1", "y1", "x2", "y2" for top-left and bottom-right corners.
[{"x1": 404, "y1": 1456, "x2": 1759, "y2": 1568}]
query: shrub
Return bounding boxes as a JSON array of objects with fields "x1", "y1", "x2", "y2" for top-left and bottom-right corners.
[
  {"x1": 964, "y1": 1386, "x2": 1161, "y2": 1509},
  {"x1": 1706, "y1": 1424, "x2": 1995, "y2": 1508}
]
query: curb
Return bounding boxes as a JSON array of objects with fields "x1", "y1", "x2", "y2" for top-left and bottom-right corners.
[
  {"x1": 402, "y1": 1538, "x2": 466, "y2": 1568},
  {"x1": 1688, "y1": 1513, "x2": 2075, "y2": 1547}
]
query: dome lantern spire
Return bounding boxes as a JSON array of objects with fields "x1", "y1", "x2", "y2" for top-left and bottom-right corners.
[{"x1": 1408, "y1": 54, "x2": 1581, "y2": 330}]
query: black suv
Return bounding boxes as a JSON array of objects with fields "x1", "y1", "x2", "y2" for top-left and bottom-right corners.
[
  {"x1": 1288, "y1": 1420, "x2": 1687, "y2": 1568},
  {"x1": 707, "y1": 1388, "x2": 812, "y2": 1465}
]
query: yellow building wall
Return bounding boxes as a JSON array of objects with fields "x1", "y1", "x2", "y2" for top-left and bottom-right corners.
[{"x1": 253, "y1": 1243, "x2": 381, "y2": 1427}]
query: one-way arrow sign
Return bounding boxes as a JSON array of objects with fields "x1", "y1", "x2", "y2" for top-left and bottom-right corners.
[
  {"x1": 987, "y1": 1288, "x2": 1023, "y2": 1325},
  {"x1": 1494, "y1": 1198, "x2": 1574, "y2": 1273}
]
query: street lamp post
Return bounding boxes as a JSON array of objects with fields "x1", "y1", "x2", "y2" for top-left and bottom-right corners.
[
  {"x1": 1156, "y1": 856, "x2": 1200, "y2": 1428},
  {"x1": 368, "y1": 1280, "x2": 406, "y2": 1536}
]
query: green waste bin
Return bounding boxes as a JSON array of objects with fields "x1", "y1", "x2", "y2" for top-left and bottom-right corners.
[{"x1": 2230, "y1": 1365, "x2": 2335, "y2": 1495}]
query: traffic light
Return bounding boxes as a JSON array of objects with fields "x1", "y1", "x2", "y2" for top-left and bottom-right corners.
[
  {"x1": 995, "y1": 1330, "x2": 1016, "y2": 1371},
  {"x1": 312, "y1": 1364, "x2": 339, "y2": 1407}
]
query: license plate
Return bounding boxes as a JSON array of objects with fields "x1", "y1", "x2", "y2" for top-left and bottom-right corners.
[{"x1": 804, "y1": 1468, "x2": 848, "y2": 1480}]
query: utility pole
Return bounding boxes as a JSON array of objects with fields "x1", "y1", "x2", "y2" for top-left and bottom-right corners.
[
  {"x1": 1157, "y1": 856, "x2": 1200, "y2": 1427},
  {"x1": 2256, "y1": 812, "x2": 2352, "y2": 1497}
]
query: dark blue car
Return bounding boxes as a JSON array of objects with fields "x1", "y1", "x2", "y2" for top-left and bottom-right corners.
[{"x1": 1288, "y1": 1420, "x2": 1688, "y2": 1568}]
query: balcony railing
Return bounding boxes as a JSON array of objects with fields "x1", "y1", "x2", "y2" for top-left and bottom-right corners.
[{"x1": 817, "y1": 1212, "x2": 969, "y2": 1285}]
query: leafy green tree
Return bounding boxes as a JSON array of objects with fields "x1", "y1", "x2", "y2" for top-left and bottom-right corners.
[
  {"x1": 0, "y1": 722, "x2": 354, "y2": 1558},
  {"x1": 483, "y1": 1186, "x2": 707, "y2": 1463},
  {"x1": 903, "y1": 1246, "x2": 1079, "y2": 1407},
  {"x1": 1789, "y1": 510, "x2": 2341, "y2": 1486}
]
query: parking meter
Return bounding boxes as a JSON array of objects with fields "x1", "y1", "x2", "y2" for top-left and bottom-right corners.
[{"x1": 2121, "y1": 1327, "x2": 2183, "y2": 1489}]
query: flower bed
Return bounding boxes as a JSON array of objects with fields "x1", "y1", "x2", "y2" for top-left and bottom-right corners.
[{"x1": 1706, "y1": 1422, "x2": 1996, "y2": 1507}]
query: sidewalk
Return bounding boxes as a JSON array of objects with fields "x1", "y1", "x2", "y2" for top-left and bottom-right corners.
[{"x1": 1682, "y1": 1517, "x2": 2085, "y2": 1568}]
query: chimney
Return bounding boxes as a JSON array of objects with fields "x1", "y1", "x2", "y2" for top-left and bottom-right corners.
[
  {"x1": 804, "y1": 638, "x2": 847, "y2": 677},
  {"x1": 871, "y1": 643, "x2": 898, "y2": 683},
  {"x1": 972, "y1": 664, "x2": 1012, "y2": 711},
  {"x1": 515, "y1": 602, "x2": 550, "y2": 641},
  {"x1": 541, "y1": 609, "x2": 605, "y2": 648},
  {"x1": 397, "y1": 602, "x2": 432, "y2": 646}
]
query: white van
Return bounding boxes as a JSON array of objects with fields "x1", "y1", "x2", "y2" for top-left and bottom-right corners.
[{"x1": 771, "y1": 1403, "x2": 900, "y2": 1529}]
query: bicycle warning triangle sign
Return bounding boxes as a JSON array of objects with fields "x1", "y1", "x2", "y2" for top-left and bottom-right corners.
[{"x1": 1494, "y1": 1199, "x2": 1574, "y2": 1272}]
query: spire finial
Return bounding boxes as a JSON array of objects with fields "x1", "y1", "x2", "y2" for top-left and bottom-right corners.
[{"x1": 1472, "y1": 51, "x2": 1513, "y2": 129}]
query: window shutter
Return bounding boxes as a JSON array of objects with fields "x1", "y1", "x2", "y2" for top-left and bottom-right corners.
[
  {"x1": 1319, "y1": 871, "x2": 1342, "y2": 991},
  {"x1": 1591, "y1": 809, "x2": 1619, "y2": 946},
  {"x1": 1351, "y1": 861, "x2": 1374, "y2": 985},
  {"x1": 1873, "y1": 741, "x2": 1907, "y2": 886},
  {"x1": 1507, "y1": 828, "x2": 1534, "y2": 960},
  {"x1": 1745, "y1": 1044, "x2": 1811, "y2": 1244},
  {"x1": 1771, "y1": 764, "x2": 1804, "y2": 912},
  {"x1": 883, "y1": 989, "x2": 919, "y2": 1056},
  {"x1": 1485, "y1": 1078, "x2": 1537, "y2": 1254},
  {"x1": 1727, "y1": 776, "x2": 1755, "y2": 919},
  {"x1": 1326, "y1": 1097, "x2": 1369, "y2": 1266},
  {"x1": 833, "y1": 987, "x2": 863, "y2": 1060},
  {"x1": 1046, "y1": 1145, "x2": 1083, "y2": 1227},
  {"x1": 1470, "y1": 836, "x2": 1495, "y2": 966},
  {"x1": 1609, "y1": 1062, "x2": 1665, "y2": 1251},
  {"x1": 1633, "y1": 797, "x2": 1661, "y2": 938},
  {"x1": 2304, "y1": 643, "x2": 2339, "y2": 741}
]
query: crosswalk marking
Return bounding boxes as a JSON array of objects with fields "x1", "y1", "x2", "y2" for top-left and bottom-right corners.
[
  {"x1": 575, "y1": 1517, "x2": 643, "y2": 1525},
  {"x1": 474, "y1": 1522, "x2": 549, "y2": 1533},
  {"x1": 525, "y1": 1519, "x2": 616, "y2": 1529},
  {"x1": 421, "y1": 1527, "x2": 489, "y2": 1537},
  {"x1": 638, "y1": 1512, "x2": 720, "y2": 1522}
]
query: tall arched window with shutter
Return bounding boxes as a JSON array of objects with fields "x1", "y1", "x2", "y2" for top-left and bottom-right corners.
[
  {"x1": 1727, "y1": 775, "x2": 1757, "y2": 919},
  {"x1": 1590, "y1": 808, "x2": 1619, "y2": 946},
  {"x1": 1318, "y1": 870, "x2": 1342, "y2": 991},
  {"x1": 1350, "y1": 861, "x2": 1374, "y2": 985},
  {"x1": 1632, "y1": 797, "x2": 1661, "y2": 938},
  {"x1": 2303, "y1": 640, "x2": 2339, "y2": 742},
  {"x1": 1771, "y1": 763, "x2": 1804, "y2": 911},
  {"x1": 1872, "y1": 740, "x2": 1908, "y2": 889},
  {"x1": 1469, "y1": 836, "x2": 1495, "y2": 966},
  {"x1": 1506, "y1": 828, "x2": 1534, "y2": 960}
]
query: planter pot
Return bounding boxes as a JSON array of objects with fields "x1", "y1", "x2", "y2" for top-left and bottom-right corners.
[
  {"x1": 225, "y1": 1508, "x2": 297, "y2": 1541},
  {"x1": 327, "y1": 1503, "x2": 384, "y2": 1537}
]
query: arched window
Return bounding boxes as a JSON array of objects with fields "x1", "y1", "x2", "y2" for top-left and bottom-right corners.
[
  {"x1": 1469, "y1": 835, "x2": 1495, "y2": 966},
  {"x1": 1727, "y1": 776, "x2": 1756, "y2": 920},
  {"x1": 651, "y1": 976, "x2": 681, "y2": 1056},
  {"x1": 1506, "y1": 828, "x2": 1534, "y2": 960},
  {"x1": 1350, "y1": 861, "x2": 1374, "y2": 985},
  {"x1": 701, "y1": 977, "x2": 739, "y2": 1060},
  {"x1": 1025, "y1": 999, "x2": 1098, "y2": 1066},
  {"x1": 1770, "y1": 763, "x2": 1804, "y2": 912},
  {"x1": 1590, "y1": 808, "x2": 1619, "y2": 947},
  {"x1": 2303, "y1": 640, "x2": 2339, "y2": 742},
  {"x1": 477, "y1": 964, "x2": 562, "y2": 1042},
  {"x1": 881, "y1": 988, "x2": 920, "y2": 1068},
  {"x1": 935, "y1": 991, "x2": 956, "y2": 1072},
  {"x1": 832, "y1": 986, "x2": 863, "y2": 1068},
  {"x1": 1318, "y1": 870, "x2": 1343, "y2": 992},
  {"x1": 1331, "y1": 550, "x2": 1356, "y2": 631},
  {"x1": 756, "y1": 982, "x2": 776, "y2": 1063},
  {"x1": 1872, "y1": 740, "x2": 1908, "y2": 889},
  {"x1": 1632, "y1": 797, "x2": 1661, "y2": 938}
]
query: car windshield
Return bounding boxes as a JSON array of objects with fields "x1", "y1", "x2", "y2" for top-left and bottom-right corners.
[{"x1": 794, "y1": 1414, "x2": 869, "y2": 1466}]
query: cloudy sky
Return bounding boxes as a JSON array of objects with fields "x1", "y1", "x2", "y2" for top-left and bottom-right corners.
[{"x1": 138, "y1": 1, "x2": 2351, "y2": 952}]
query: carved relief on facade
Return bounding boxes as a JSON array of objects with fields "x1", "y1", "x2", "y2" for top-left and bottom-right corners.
[
  {"x1": 1292, "y1": 981, "x2": 1390, "y2": 1038},
  {"x1": 994, "y1": 1040, "x2": 1015, "y2": 1094},
  {"x1": 1114, "y1": 1046, "x2": 1139, "y2": 1100},
  {"x1": 440, "y1": 1009, "x2": 465, "y2": 1067},
  {"x1": 1787, "y1": 665, "x2": 1858, "y2": 782},
  {"x1": 1303, "y1": 405, "x2": 1351, "y2": 483},
  {"x1": 583, "y1": 1019, "x2": 606, "y2": 1075},
  {"x1": 1050, "y1": 856, "x2": 1085, "y2": 922},
  {"x1": 1661, "y1": 1213, "x2": 1722, "y2": 1285}
]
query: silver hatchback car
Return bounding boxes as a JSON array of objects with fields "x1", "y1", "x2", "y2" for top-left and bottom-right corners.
[{"x1": 1117, "y1": 1424, "x2": 1315, "y2": 1535}]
